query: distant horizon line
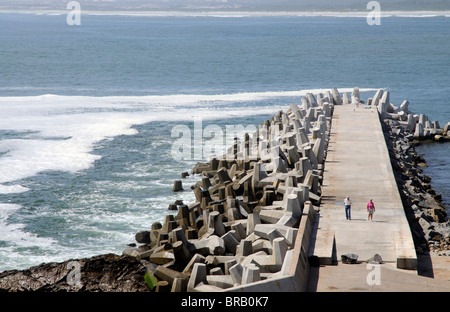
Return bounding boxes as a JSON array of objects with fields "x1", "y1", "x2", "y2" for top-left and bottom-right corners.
[{"x1": 1, "y1": 9, "x2": 450, "y2": 17}]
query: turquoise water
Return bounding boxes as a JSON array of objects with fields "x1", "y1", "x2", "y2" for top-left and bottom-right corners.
[{"x1": 0, "y1": 13, "x2": 449, "y2": 271}]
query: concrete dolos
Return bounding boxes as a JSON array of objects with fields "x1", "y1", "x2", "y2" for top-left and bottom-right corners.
[{"x1": 129, "y1": 88, "x2": 427, "y2": 292}]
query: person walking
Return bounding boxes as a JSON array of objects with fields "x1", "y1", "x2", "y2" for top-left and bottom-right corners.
[
  {"x1": 367, "y1": 199, "x2": 375, "y2": 221},
  {"x1": 344, "y1": 196, "x2": 352, "y2": 220}
]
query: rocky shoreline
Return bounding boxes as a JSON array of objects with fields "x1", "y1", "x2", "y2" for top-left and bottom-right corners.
[
  {"x1": 0, "y1": 254, "x2": 149, "y2": 292},
  {"x1": 382, "y1": 120, "x2": 450, "y2": 256},
  {"x1": 379, "y1": 102, "x2": 450, "y2": 256},
  {"x1": 0, "y1": 88, "x2": 448, "y2": 292}
]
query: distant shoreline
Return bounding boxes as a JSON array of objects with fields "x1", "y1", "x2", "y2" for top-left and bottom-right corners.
[{"x1": 0, "y1": 9, "x2": 449, "y2": 18}]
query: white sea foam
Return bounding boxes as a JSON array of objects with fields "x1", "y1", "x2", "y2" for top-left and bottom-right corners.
[
  {"x1": 0, "y1": 203, "x2": 57, "y2": 248},
  {"x1": 395, "y1": 14, "x2": 440, "y2": 18},
  {"x1": 0, "y1": 89, "x2": 378, "y2": 193},
  {"x1": 0, "y1": 184, "x2": 29, "y2": 194}
]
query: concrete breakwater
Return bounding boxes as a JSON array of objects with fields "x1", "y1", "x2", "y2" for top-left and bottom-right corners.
[
  {"x1": 126, "y1": 87, "x2": 449, "y2": 292},
  {"x1": 124, "y1": 88, "x2": 340, "y2": 292},
  {"x1": 371, "y1": 87, "x2": 450, "y2": 143}
]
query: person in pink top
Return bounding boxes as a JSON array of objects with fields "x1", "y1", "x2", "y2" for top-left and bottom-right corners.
[{"x1": 367, "y1": 199, "x2": 375, "y2": 221}]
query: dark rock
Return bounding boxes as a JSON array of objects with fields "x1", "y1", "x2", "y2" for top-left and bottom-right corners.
[
  {"x1": 366, "y1": 254, "x2": 383, "y2": 264},
  {"x1": 173, "y1": 180, "x2": 183, "y2": 192},
  {"x1": 0, "y1": 254, "x2": 149, "y2": 292},
  {"x1": 168, "y1": 204, "x2": 178, "y2": 211},
  {"x1": 135, "y1": 231, "x2": 151, "y2": 244},
  {"x1": 382, "y1": 118, "x2": 450, "y2": 254},
  {"x1": 341, "y1": 253, "x2": 358, "y2": 264},
  {"x1": 426, "y1": 230, "x2": 443, "y2": 242}
]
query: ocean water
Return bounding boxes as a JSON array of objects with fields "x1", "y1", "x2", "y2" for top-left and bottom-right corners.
[{"x1": 0, "y1": 13, "x2": 449, "y2": 271}]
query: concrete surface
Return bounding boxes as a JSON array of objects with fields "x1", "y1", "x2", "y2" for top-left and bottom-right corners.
[
  {"x1": 308, "y1": 260, "x2": 450, "y2": 292},
  {"x1": 307, "y1": 103, "x2": 450, "y2": 291}
]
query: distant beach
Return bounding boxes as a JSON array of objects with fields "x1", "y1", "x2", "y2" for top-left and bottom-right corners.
[{"x1": 1, "y1": 9, "x2": 450, "y2": 18}]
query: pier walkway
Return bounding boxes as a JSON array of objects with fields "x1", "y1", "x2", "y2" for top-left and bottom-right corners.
[{"x1": 307, "y1": 104, "x2": 450, "y2": 291}]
